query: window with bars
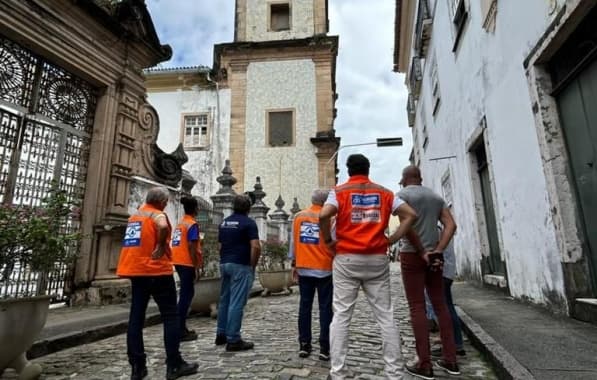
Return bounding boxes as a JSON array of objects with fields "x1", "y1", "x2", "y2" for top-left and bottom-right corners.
[
  {"x1": 430, "y1": 55, "x2": 441, "y2": 116},
  {"x1": 442, "y1": 171, "x2": 453, "y2": 207},
  {"x1": 270, "y1": 2, "x2": 291, "y2": 31},
  {"x1": 267, "y1": 110, "x2": 294, "y2": 147},
  {"x1": 448, "y1": 0, "x2": 468, "y2": 51},
  {"x1": 183, "y1": 114, "x2": 209, "y2": 148}
]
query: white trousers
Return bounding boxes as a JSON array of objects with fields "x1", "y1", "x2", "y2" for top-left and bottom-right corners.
[{"x1": 329, "y1": 254, "x2": 402, "y2": 380}]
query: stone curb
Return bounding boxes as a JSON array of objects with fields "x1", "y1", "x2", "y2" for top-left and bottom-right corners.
[
  {"x1": 456, "y1": 306, "x2": 535, "y2": 380},
  {"x1": 27, "y1": 285, "x2": 265, "y2": 359}
]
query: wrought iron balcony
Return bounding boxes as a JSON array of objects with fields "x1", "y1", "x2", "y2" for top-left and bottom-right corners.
[
  {"x1": 408, "y1": 57, "x2": 423, "y2": 99},
  {"x1": 414, "y1": 0, "x2": 433, "y2": 57},
  {"x1": 407, "y1": 93, "x2": 416, "y2": 128}
]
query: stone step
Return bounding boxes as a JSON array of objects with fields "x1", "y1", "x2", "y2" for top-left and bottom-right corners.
[{"x1": 574, "y1": 298, "x2": 597, "y2": 325}]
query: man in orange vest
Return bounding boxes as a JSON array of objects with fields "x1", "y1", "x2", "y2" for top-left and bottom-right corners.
[
  {"x1": 171, "y1": 196, "x2": 203, "y2": 342},
  {"x1": 319, "y1": 154, "x2": 420, "y2": 380},
  {"x1": 289, "y1": 189, "x2": 334, "y2": 361},
  {"x1": 117, "y1": 187, "x2": 198, "y2": 380}
]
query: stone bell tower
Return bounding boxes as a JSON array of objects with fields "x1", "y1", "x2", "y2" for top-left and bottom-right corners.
[{"x1": 214, "y1": 0, "x2": 339, "y2": 210}]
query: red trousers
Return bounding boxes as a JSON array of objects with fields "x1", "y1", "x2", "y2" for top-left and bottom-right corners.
[{"x1": 400, "y1": 252, "x2": 457, "y2": 369}]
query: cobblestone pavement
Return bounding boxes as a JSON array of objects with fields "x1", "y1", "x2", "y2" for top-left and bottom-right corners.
[{"x1": 2, "y1": 263, "x2": 497, "y2": 379}]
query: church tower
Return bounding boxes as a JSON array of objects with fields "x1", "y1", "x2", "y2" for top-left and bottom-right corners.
[{"x1": 214, "y1": 0, "x2": 339, "y2": 209}]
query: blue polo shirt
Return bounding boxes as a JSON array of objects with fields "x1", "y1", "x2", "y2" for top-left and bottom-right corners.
[{"x1": 218, "y1": 213, "x2": 259, "y2": 266}]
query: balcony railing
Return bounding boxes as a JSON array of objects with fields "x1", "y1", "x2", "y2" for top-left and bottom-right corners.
[
  {"x1": 414, "y1": 0, "x2": 433, "y2": 57},
  {"x1": 409, "y1": 57, "x2": 423, "y2": 99},
  {"x1": 407, "y1": 93, "x2": 416, "y2": 127}
]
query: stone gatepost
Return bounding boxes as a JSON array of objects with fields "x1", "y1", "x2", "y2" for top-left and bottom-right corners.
[
  {"x1": 269, "y1": 195, "x2": 290, "y2": 243},
  {"x1": 249, "y1": 177, "x2": 270, "y2": 241},
  {"x1": 211, "y1": 160, "x2": 237, "y2": 225}
]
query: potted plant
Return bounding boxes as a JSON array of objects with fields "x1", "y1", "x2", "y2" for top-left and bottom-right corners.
[
  {"x1": 257, "y1": 239, "x2": 292, "y2": 296},
  {"x1": 190, "y1": 226, "x2": 221, "y2": 317},
  {"x1": 0, "y1": 184, "x2": 80, "y2": 379}
]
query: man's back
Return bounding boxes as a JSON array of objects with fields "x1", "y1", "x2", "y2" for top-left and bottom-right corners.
[
  {"x1": 398, "y1": 185, "x2": 446, "y2": 252},
  {"x1": 218, "y1": 213, "x2": 258, "y2": 266}
]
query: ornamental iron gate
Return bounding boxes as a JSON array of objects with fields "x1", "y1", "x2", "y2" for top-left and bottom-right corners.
[{"x1": 0, "y1": 35, "x2": 97, "y2": 301}]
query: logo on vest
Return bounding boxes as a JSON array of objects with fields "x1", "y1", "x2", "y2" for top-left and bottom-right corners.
[
  {"x1": 351, "y1": 209, "x2": 381, "y2": 223},
  {"x1": 299, "y1": 221, "x2": 320, "y2": 244},
  {"x1": 351, "y1": 193, "x2": 381, "y2": 208},
  {"x1": 172, "y1": 228, "x2": 182, "y2": 247},
  {"x1": 123, "y1": 221, "x2": 142, "y2": 247}
]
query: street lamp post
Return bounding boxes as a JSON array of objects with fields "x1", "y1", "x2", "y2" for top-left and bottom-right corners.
[{"x1": 324, "y1": 137, "x2": 403, "y2": 187}]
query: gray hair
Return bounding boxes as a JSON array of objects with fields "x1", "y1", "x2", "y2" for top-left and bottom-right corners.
[
  {"x1": 311, "y1": 189, "x2": 329, "y2": 206},
  {"x1": 145, "y1": 187, "x2": 169, "y2": 206}
]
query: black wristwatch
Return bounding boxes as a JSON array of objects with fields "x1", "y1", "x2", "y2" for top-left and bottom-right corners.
[{"x1": 324, "y1": 237, "x2": 333, "y2": 244}]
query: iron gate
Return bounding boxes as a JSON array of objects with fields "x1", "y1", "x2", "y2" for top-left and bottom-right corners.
[{"x1": 0, "y1": 35, "x2": 97, "y2": 301}]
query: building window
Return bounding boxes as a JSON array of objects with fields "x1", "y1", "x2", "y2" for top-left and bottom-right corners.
[
  {"x1": 481, "y1": 0, "x2": 497, "y2": 32},
  {"x1": 448, "y1": 0, "x2": 468, "y2": 51},
  {"x1": 430, "y1": 55, "x2": 441, "y2": 116},
  {"x1": 267, "y1": 109, "x2": 294, "y2": 147},
  {"x1": 183, "y1": 114, "x2": 209, "y2": 148},
  {"x1": 422, "y1": 123, "x2": 429, "y2": 151},
  {"x1": 270, "y1": 3, "x2": 291, "y2": 31},
  {"x1": 442, "y1": 171, "x2": 453, "y2": 207}
]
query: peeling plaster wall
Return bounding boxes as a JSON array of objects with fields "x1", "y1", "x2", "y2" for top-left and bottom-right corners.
[
  {"x1": 412, "y1": 0, "x2": 567, "y2": 309},
  {"x1": 245, "y1": 59, "x2": 318, "y2": 212},
  {"x1": 148, "y1": 88, "x2": 231, "y2": 203},
  {"x1": 245, "y1": 0, "x2": 315, "y2": 42}
]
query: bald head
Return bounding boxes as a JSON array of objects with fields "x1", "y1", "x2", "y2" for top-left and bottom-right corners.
[{"x1": 401, "y1": 165, "x2": 422, "y2": 186}]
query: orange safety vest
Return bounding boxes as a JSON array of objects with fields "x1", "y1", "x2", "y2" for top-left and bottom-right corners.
[
  {"x1": 334, "y1": 175, "x2": 394, "y2": 255},
  {"x1": 116, "y1": 204, "x2": 173, "y2": 277},
  {"x1": 171, "y1": 214, "x2": 203, "y2": 268},
  {"x1": 293, "y1": 205, "x2": 333, "y2": 271}
]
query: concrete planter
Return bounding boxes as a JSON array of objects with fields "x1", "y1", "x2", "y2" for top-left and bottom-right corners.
[
  {"x1": 258, "y1": 269, "x2": 293, "y2": 296},
  {"x1": 190, "y1": 277, "x2": 221, "y2": 318},
  {"x1": 0, "y1": 295, "x2": 51, "y2": 379}
]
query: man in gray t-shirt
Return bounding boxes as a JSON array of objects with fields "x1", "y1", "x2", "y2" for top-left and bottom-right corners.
[{"x1": 397, "y1": 165, "x2": 460, "y2": 378}]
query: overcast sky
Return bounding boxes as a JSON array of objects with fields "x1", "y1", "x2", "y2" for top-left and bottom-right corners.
[{"x1": 146, "y1": 0, "x2": 411, "y2": 191}]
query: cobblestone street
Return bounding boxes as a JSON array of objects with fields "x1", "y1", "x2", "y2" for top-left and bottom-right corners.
[{"x1": 1, "y1": 264, "x2": 496, "y2": 379}]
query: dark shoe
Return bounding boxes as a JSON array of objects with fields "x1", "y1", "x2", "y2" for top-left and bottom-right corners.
[
  {"x1": 130, "y1": 364, "x2": 148, "y2": 380},
  {"x1": 428, "y1": 318, "x2": 439, "y2": 333},
  {"x1": 180, "y1": 329, "x2": 198, "y2": 342},
  {"x1": 318, "y1": 349, "x2": 330, "y2": 361},
  {"x1": 226, "y1": 339, "x2": 254, "y2": 351},
  {"x1": 435, "y1": 360, "x2": 461, "y2": 375},
  {"x1": 405, "y1": 364, "x2": 434, "y2": 380},
  {"x1": 166, "y1": 361, "x2": 198, "y2": 380},
  {"x1": 431, "y1": 346, "x2": 466, "y2": 357},
  {"x1": 298, "y1": 342, "x2": 312, "y2": 358},
  {"x1": 215, "y1": 334, "x2": 227, "y2": 345}
]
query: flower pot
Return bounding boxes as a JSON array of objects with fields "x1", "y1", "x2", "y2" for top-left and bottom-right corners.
[
  {"x1": 190, "y1": 277, "x2": 221, "y2": 318},
  {"x1": 258, "y1": 269, "x2": 292, "y2": 296},
  {"x1": 0, "y1": 295, "x2": 51, "y2": 379}
]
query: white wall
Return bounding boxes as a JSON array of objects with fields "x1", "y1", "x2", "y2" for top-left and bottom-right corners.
[
  {"x1": 412, "y1": 0, "x2": 566, "y2": 308},
  {"x1": 245, "y1": 0, "x2": 315, "y2": 41},
  {"x1": 245, "y1": 59, "x2": 318, "y2": 212},
  {"x1": 147, "y1": 87, "x2": 231, "y2": 203}
]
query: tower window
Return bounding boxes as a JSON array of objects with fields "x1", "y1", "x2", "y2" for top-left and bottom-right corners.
[
  {"x1": 182, "y1": 113, "x2": 209, "y2": 149},
  {"x1": 270, "y1": 3, "x2": 291, "y2": 31},
  {"x1": 267, "y1": 109, "x2": 294, "y2": 147}
]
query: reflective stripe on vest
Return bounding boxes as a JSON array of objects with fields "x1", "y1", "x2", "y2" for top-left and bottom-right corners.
[
  {"x1": 293, "y1": 205, "x2": 333, "y2": 271},
  {"x1": 334, "y1": 180, "x2": 393, "y2": 254},
  {"x1": 171, "y1": 214, "x2": 202, "y2": 267},
  {"x1": 116, "y1": 204, "x2": 173, "y2": 276}
]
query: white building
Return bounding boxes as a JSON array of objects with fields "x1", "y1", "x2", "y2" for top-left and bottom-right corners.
[
  {"x1": 395, "y1": 0, "x2": 597, "y2": 321},
  {"x1": 146, "y1": 0, "x2": 339, "y2": 211}
]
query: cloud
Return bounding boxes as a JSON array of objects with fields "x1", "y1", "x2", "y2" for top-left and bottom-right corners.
[{"x1": 146, "y1": 0, "x2": 411, "y2": 191}]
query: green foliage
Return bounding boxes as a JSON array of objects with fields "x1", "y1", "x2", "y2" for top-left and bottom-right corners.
[
  {"x1": 0, "y1": 183, "x2": 80, "y2": 296},
  {"x1": 200, "y1": 227, "x2": 220, "y2": 278},
  {"x1": 259, "y1": 239, "x2": 289, "y2": 271}
]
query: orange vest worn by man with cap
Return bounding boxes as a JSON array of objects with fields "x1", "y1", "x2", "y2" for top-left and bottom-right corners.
[
  {"x1": 293, "y1": 204, "x2": 333, "y2": 271},
  {"x1": 171, "y1": 215, "x2": 203, "y2": 269},
  {"x1": 117, "y1": 203, "x2": 173, "y2": 277},
  {"x1": 333, "y1": 175, "x2": 394, "y2": 255}
]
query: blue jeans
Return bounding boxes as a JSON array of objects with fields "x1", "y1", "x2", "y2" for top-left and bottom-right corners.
[
  {"x1": 425, "y1": 277, "x2": 464, "y2": 349},
  {"x1": 175, "y1": 265, "x2": 196, "y2": 333},
  {"x1": 216, "y1": 263, "x2": 254, "y2": 343},
  {"x1": 127, "y1": 275, "x2": 181, "y2": 367},
  {"x1": 298, "y1": 275, "x2": 333, "y2": 351}
]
